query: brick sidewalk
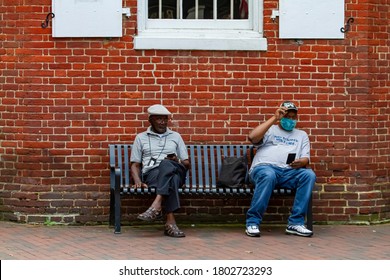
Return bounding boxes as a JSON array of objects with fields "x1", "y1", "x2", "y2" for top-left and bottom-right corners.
[{"x1": 0, "y1": 221, "x2": 389, "y2": 260}]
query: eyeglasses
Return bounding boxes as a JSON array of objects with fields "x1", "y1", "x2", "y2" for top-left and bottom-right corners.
[{"x1": 151, "y1": 116, "x2": 169, "y2": 123}]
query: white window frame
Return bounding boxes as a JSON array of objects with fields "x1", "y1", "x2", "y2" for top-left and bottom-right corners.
[{"x1": 134, "y1": 0, "x2": 267, "y2": 51}]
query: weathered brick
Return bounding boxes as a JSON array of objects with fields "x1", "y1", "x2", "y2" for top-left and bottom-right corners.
[{"x1": 0, "y1": 0, "x2": 388, "y2": 225}]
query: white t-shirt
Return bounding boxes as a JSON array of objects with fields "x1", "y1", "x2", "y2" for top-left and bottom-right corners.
[{"x1": 250, "y1": 125, "x2": 311, "y2": 172}]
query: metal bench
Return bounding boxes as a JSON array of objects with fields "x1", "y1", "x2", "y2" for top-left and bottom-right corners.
[{"x1": 109, "y1": 144, "x2": 313, "y2": 233}]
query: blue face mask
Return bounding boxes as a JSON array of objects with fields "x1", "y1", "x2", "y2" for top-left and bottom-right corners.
[{"x1": 280, "y1": 118, "x2": 297, "y2": 131}]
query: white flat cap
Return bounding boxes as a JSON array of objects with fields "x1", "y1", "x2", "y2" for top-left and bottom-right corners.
[{"x1": 147, "y1": 104, "x2": 171, "y2": 116}]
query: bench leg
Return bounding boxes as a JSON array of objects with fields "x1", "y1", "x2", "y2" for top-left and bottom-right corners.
[
  {"x1": 114, "y1": 167, "x2": 121, "y2": 234},
  {"x1": 109, "y1": 189, "x2": 115, "y2": 226},
  {"x1": 306, "y1": 193, "x2": 313, "y2": 231}
]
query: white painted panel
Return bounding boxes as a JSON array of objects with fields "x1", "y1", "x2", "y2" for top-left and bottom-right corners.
[
  {"x1": 52, "y1": 0, "x2": 122, "y2": 37},
  {"x1": 279, "y1": 0, "x2": 345, "y2": 39}
]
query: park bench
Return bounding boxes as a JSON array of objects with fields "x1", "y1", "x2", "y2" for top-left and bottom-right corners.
[{"x1": 109, "y1": 144, "x2": 313, "y2": 234}]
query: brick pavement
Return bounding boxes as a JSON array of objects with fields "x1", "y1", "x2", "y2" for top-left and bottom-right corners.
[{"x1": 0, "y1": 221, "x2": 389, "y2": 260}]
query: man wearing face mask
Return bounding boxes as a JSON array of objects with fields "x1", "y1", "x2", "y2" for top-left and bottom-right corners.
[
  {"x1": 245, "y1": 101, "x2": 316, "y2": 238},
  {"x1": 130, "y1": 104, "x2": 190, "y2": 238}
]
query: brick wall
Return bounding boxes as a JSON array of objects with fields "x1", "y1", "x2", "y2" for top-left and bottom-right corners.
[{"x1": 0, "y1": 0, "x2": 389, "y2": 225}]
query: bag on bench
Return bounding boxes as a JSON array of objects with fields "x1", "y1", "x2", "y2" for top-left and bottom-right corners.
[{"x1": 217, "y1": 156, "x2": 248, "y2": 188}]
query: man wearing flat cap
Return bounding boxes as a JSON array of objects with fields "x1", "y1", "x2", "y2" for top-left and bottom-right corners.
[
  {"x1": 245, "y1": 101, "x2": 316, "y2": 238},
  {"x1": 130, "y1": 104, "x2": 190, "y2": 237}
]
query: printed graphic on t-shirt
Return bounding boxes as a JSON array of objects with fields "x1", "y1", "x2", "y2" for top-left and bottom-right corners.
[{"x1": 274, "y1": 135, "x2": 299, "y2": 146}]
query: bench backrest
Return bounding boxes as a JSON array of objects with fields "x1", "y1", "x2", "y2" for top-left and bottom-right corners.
[{"x1": 109, "y1": 144, "x2": 253, "y2": 194}]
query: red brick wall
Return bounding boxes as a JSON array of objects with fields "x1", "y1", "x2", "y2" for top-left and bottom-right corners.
[{"x1": 0, "y1": 0, "x2": 389, "y2": 225}]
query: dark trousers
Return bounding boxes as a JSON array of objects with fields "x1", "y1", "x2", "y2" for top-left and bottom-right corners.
[{"x1": 143, "y1": 159, "x2": 187, "y2": 213}]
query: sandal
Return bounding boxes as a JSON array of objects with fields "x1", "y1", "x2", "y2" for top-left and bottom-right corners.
[
  {"x1": 137, "y1": 207, "x2": 162, "y2": 222},
  {"x1": 164, "y1": 224, "x2": 185, "y2": 238}
]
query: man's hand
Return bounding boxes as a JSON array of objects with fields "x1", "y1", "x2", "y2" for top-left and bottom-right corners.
[
  {"x1": 275, "y1": 106, "x2": 287, "y2": 121},
  {"x1": 165, "y1": 153, "x2": 179, "y2": 162},
  {"x1": 130, "y1": 162, "x2": 146, "y2": 188},
  {"x1": 132, "y1": 181, "x2": 148, "y2": 188},
  {"x1": 289, "y1": 158, "x2": 308, "y2": 169}
]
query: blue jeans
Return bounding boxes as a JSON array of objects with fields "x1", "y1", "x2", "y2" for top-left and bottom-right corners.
[{"x1": 246, "y1": 165, "x2": 316, "y2": 227}]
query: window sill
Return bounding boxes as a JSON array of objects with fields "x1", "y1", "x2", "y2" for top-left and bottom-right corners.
[{"x1": 134, "y1": 30, "x2": 267, "y2": 51}]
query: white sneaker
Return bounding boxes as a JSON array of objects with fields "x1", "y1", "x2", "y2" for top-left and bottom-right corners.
[
  {"x1": 246, "y1": 225, "x2": 260, "y2": 237},
  {"x1": 286, "y1": 224, "x2": 313, "y2": 237}
]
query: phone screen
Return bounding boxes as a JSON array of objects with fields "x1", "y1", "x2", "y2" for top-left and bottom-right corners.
[{"x1": 286, "y1": 153, "x2": 296, "y2": 164}]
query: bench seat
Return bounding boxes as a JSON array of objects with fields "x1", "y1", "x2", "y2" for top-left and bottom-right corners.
[{"x1": 109, "y1": 144, "x2": 313, "y2": 233}]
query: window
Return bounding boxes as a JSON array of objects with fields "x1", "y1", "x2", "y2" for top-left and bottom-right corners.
[
  {"x1": 147, "y1": 0, "x2": 248, "y2": 19},
  {"x1": 134, "y1": 0, "x2": 267, "y2": 51}
]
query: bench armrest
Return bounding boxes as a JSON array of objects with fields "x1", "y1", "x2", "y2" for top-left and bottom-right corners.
[{"x1": 109, "y1": 164, "x2": 119, "y2": 191}]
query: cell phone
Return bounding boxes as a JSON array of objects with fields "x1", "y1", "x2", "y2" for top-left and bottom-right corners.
[
  {"x1": 286, "y1": 153, "x2": 296, "y2": 164},
  {"x1": 166, "y1": 153, "x2": 176, "y2": 158}
]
